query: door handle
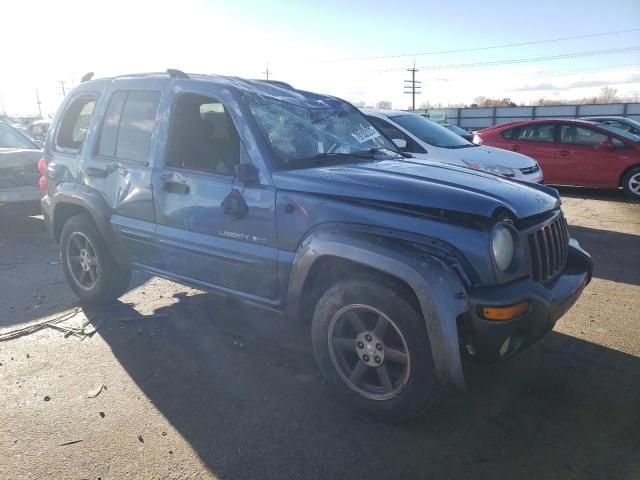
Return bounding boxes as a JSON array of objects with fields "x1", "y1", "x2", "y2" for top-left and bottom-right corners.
[
  {"x1": 510, "y1": 145, "x2": 520, "y2": 152},
  {"x1": 160, "y1": 172, "x2": 190, "y2": 194},
  {"x1": 558, "y1": 150, "x2": 570, "y2": 157}
]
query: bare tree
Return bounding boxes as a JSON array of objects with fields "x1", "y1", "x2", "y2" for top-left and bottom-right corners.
[
  {"x1": 352, "y1": 101, "x2": 366, "y2": 108},
  {"x1": 598, "y1": 86, "x2": 619, "y2": 104},
  {"x1": 375, "y1": 100, "x2": 392, "y2": 109}
]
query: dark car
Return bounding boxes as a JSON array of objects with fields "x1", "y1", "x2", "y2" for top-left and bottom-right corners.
[
  {"x1": 581, "y1": 116, "x2": 640, "y2": 137},
  {"x1": 41, "y1": 70, "x2": 592, "y2": 420},
  {"x1": 475, "y1": 119, "x2": 640, "y2": 199},
  {"x1": 443, "y1": 123, "x2": 474, "y2": 142},
  {"x1": 0, "y1": 121, "x2": 44, "y2": 212}
]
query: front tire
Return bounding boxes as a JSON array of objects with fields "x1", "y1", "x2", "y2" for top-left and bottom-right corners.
[
  {"x1": 60, "y1": 214, "x2": 131, "y2": 305},
  {"x1": 311, "y1": 277, "x2": 440, "y2": 421},
  {"x1": 622, "y1": 167, "x2": 640, "y2": 200}
]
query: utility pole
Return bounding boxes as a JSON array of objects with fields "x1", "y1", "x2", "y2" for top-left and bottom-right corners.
[
  {"x1": 404, "y1": 62, "x2": 421, "y2": 111},
  {"x1": 36, "y1": 89, "x2": 42, "y2": 118},
  {"x1": 263, "y1": 63, "x2": 271, "y2": 80},
  {"x1": 59, "y1": 80, "x2": 67, "y2": 96}
]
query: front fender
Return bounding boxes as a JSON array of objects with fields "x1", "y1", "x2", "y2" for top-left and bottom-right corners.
[{"x1": 287, "y1": 228, "x2": 468, "y2": 390}]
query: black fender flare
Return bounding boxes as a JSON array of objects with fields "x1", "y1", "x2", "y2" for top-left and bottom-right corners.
[
  {"x1": 50, "y1": 183, "x2": 129, "y2": 263},
  {"x1": 286, "y1": 228, "x2": 469, "y2": 390}
]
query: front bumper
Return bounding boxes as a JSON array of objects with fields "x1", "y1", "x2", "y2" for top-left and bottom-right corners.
[{"x1": 460, "y1": 239, "x2": 592, "y2": 361}]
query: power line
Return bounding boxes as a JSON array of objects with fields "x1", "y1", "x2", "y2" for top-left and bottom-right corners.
[
  {"x1": 319, "y1": 27, "x2": 640, "y2": 62},
  {"x1": 370, "y1": 46, "x2": 640, "y2": 72}
]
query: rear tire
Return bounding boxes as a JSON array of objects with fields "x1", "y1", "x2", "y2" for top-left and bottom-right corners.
[
  {"x1": 60, "y1": 214, "x2": 131, "y2": 305},
  {"x1": 311, "y1": 277, "x2": 440, "y2": 422},
  {"x1": 622, "y1": 167, "x2": 640, "y2": 200}
]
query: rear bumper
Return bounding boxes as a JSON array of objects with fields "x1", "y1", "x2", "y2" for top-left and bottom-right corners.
[
  {"x1": 41, "y1": 195, "x2": 54, "y2": 238},
  {"x1": 461, "y1": 239, "x2": 592, "y2": 361},
  {"x1": 0, "y1": 187, "x2": 42, "y2": 204}
]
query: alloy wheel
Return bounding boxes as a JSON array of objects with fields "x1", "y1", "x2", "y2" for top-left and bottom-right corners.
[
  {"x1": 327, "y1": 304, "x2": 411, "y2": 401},
  {"x1": 66, "y1": 232, "x2": 99, "y2": 291}
]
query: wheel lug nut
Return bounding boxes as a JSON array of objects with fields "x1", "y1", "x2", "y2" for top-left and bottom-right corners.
[
  {"x1": 376, "y1": 343, "x2": 382, "y2": 351},
  {"x1": 375, "y1": 356, "x2": 381, "y2": 364},
  {"x1": 357, "y1": 341, "x2": 364, "y2": 349},
  {"x1": 365, "y1": 335, "x2": 372, "y2": 342},
  {"x1": 363, "y1": 354, "x2": 370, "y2": 362}
]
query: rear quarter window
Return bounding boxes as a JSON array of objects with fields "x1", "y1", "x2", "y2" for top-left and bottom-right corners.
[{"x1": 55, "y1": 95, "x2": 98, "y2": 153}]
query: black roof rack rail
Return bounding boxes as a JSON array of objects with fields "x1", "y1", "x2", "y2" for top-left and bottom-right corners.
[
  {"x1": 167, "y1": 69, "x2": 190, "y2": 79},
  {"x1": 80, "y1": 72, "x2": 94, "y2": 83}
]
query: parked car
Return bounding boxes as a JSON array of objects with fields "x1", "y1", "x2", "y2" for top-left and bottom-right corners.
[
  {"x1": 0, "y1": 121, "x2": 44, "y2": 212},
  {"x1": 41, "y1": 71, "x2": 592, "y2": 420},
  {"x1": 364, "y1": 109, "x2": 543, "y2": 183},
  {"x1": 581, "y1": 116, "x2": 640, "y2": 137},
  {"x1": 442, "y1": 123, "x2": 474, "y2": 142},
  {"x1": 474, "y1": 119, "x2": 640, "y2": 199}
]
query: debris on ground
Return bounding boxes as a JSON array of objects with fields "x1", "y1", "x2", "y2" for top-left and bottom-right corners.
[
  {"x1": 57, "y1": 440, "x2": 82, "y2": 446},
  {"x1": 44, "y1": 396, "x2": 50, "y2": 401},
  {"x1": 99, "y1": 412, "x2": 105, "y2": 418},
  {"x1": 0, "y1": 308, "x2": 82, "y2": 342},
  {"x1": 87, "y1": 384, "x2": 105, "y2": 398}
]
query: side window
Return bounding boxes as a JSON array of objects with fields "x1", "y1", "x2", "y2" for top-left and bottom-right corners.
[
  {"x1": 611, "y1": 137, "x2": 626, "y2": 148},
  {"x1": 513, "y1": 123, "x2": 555, "y2": 142},
  {"x1": 97, "y1": 90, "x2": 160, "y2": 162},
  {"x1": 367, "y1": 116, "x2": 426, "y2": 154},
  {"x1": 56, "y1": 96, "x2": 97, "y2": 153},
  {"x1": 604, "y1": 121, "x2": 631, "y2": 133},
  {"x1": 501, "y1": 127, "x2": 518, "y2": 140},
  {"x1": 559, "y1": 125, "x2": 607, "y2": 146},
  {"x1": 166, "y1": 93, "x2": 241, "y2": 175}
]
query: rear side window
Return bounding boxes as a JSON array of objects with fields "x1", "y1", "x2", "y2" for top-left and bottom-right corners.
[
  {"x1": 56, "y1": 95, "x2": 97, "y2": 153},
  {"x1": 97, "y1": 90, "x2": 160, "y2": 162},
  {"x1": 367, "y1": 116, "x2": 426, "y2": 154},
  {"x1": 501, "y1": 128, "x2": 517, "y2": 139},
  {"x1": 511, "y1": 123, "x2": 555, "y2": 142}
]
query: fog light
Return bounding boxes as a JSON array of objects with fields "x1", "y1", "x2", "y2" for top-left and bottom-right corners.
[
  {"x1": 481, "y1": 301, "x2": 529, "y2": 321},
  {"x1": 499, "y1": 336, "x2": 511, "y2": 357}
]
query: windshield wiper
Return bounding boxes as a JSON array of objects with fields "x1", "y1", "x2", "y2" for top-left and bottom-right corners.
[{"x1": 366, "y1": 147, "x2": 412, "y2": 158}]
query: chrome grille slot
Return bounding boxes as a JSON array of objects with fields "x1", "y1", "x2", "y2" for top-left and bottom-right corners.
[{"x1": 528, "y1": 214, "x2": 569, "y2": 283}]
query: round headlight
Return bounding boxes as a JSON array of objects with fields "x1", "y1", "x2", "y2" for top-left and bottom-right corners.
[{"x1": 492, "y1": 224, "x2": 515, "y2": 271}]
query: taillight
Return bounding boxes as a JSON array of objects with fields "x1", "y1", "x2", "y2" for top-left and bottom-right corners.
[{"x1": 38, "y1": 157, "x2": 47, "y2": 193}]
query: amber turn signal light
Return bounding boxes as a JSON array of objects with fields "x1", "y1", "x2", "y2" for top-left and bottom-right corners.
[{"x1": 481, "y1": 301, "x2": 529, "y2": 321}]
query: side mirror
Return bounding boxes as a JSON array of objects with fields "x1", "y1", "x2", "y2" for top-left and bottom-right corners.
[
  {"x1": 392, "y1": 138, "x2": 407, "y2": 150},
  {"x1": 235, "y1": 163, "x2": 260, "y2": 184},
  {"x1": 596, "y1": 139, "x2": 615, "y2": 152}
]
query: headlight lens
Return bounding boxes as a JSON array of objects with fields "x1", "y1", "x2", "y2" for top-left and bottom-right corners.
[
  {"x1": 462, "y1": 161, "x2": 515, "y2": 177},
  {"x1": 491, "y1": 224, "x2": 515, "y2": 271},
  {"x1": 482, "y1": 164, "x2": 515, "y2": 177}
]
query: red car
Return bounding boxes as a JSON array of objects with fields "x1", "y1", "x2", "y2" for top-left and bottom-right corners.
[{"x1": 474, "y1": 119, "x2": 640, "y2": 199}]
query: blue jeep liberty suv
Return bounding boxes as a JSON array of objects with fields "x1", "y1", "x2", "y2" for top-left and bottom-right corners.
[{"x1": 41, "y1": 70, "x2": 592, "y2": 420}]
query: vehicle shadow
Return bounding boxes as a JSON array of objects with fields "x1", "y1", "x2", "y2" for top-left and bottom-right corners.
[
  {"x1": 0, "y1": 213, "x2": 148, "y2": 328},
  {"x1": 568, "y1": 225, "x2": 640, "y2": 286},
  {"x1": 85, "y1": 293, "x2": 640, "y2": 480}
]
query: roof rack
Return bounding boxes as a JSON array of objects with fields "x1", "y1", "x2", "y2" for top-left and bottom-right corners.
[
  {"x1": 257, "y1": 79, "x2": 294, "y2": 89},
  {"x1": 80, "y1": 72, "x2": 94, "y2": 83},
  {"x1": 167, "y1": 69, "x2": 190, "y2": 79}
]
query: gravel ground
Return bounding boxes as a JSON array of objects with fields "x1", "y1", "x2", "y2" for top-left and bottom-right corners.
[{"x1": 0, "y1": 188, "x2": 639, "y2": 480}]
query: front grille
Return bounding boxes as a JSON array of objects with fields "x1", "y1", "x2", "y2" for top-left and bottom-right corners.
[
  {"x1": 520, "y1": 164, "x2": 540, "y2": 175},
  {"x1": 528, "y1": 214, "x2": 569, "y2": 283}
]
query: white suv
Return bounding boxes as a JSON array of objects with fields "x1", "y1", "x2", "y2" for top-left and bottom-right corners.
[{"x1": 364, "y1": 109, "x2": 543, "y2": 183}]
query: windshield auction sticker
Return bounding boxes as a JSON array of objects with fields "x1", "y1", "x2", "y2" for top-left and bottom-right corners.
[{"x1": 351, "y1": 126, "x2": 381, "y2": 143}]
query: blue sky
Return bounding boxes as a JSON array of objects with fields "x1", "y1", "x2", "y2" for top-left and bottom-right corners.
[{"x1": 1, "y1": 0, "x2": 639, "y2": 115}]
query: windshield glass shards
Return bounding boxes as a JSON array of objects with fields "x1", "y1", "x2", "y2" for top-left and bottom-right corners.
[{"x1": 245, "y1": 93, "x2": 401, "y2": 170}]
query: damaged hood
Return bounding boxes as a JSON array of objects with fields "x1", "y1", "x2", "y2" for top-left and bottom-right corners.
[{"x1": 273, "y1": 158, "x2": 560, "y2": 220}]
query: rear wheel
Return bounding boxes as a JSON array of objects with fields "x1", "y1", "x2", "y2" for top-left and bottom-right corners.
[
  {"x1": 622, "y1": 167, "x2": 640, "y2": 200},
  {"x1": 311, "y1": 277, "x2": 440, "y2": 421},
  {"x1": 60, "y1": 214, "x2": 131, "y2": 305}
]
